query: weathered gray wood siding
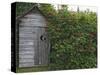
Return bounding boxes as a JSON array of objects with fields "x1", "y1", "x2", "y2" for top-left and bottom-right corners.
[{"x1": 18, "y1": 9, "x2": 50, "y2": 67}]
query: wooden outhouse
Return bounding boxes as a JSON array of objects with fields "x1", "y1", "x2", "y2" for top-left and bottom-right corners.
[{"x1": 11, "y1": 4, "x2": 50, "y2": 69}]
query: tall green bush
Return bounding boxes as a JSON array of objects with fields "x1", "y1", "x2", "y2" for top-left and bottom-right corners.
[{"x1": 40, "y1": 5, "x2": 97, "y2": 70}]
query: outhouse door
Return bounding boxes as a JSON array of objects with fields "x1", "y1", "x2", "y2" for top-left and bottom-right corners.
[{"x1": 18, "y1": 11, "x2": 50, "y2": 67}]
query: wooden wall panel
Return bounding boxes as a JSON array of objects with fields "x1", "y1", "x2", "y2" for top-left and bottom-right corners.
[{"x1": 18, "y1": 11, "x2": 49, "y2": 67}]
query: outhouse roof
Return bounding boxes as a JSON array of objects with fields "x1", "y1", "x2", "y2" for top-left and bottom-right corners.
[{"x1": 16, "y1": 4, "x2": 47, "y2": 21}]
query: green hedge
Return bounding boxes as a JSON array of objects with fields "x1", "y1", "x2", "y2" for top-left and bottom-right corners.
[{"x1": 40, "y1": 4, "x2": 97, "y2": 70}]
